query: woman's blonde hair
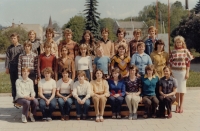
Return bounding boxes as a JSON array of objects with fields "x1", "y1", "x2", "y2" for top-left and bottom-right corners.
[
  {"x1": 174, "y1": 35, "x2": 187, "y2": 49},
  {"x1": 78, "y1": 44, "x2": 89, "y2": 56},
  {"x1": 77, "y1": 70, "x2": 88, "y2": 81}
]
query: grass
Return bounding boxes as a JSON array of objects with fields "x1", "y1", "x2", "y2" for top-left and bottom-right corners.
[
  {"x1": 0, "y1": 72, "x2": 11, "y2": 93},
  {"x1": 0, "y1": 71, "x2": 199, "y2": 93},
  {"x1": 186, "y1": 71, "x2": 200, "y2": 87}
]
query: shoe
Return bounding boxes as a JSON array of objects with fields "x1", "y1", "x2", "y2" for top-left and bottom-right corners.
[
  {"x1": 132, "y1": 113, "x2": 137, "y2": 120},
  {"x1": 65, "y1": 115, "x2": 69, "y2": 120},
  {"x1": 167, "y1": 113, "x2": 172, "y2": 119},
  {"x1": 61, "y1": 115, "x2": 65, "y2": 121},
  {"x1": 29, "y1": 113, "x2": 35, "y2": 122},
  {"x1": 117, "y1": 113, "x2": 121, "y2": 119},
  {"x1": 77, "y1": 116, "x2": 80, "y2": 120},
  {"x1": 95, "y1": 116, "x2": 100, "y2": 122},
  {"x1": 128, "y1": 113, "x2": 132, "y2": 120},
  {"x1": 22, "y1": 114, "x2": 27, "y2": 123},
  {"x1": 82, "y1": 115, "x2": 87, "y2": 120},
  {"x1": 143, "y1": 112, "x2": 148, "y2": 119},
  {"x1": 46, "y1": 117, "x2": 52, "y2": 121},
  {"x1": 112, "y1": 113, "x2": 116, "y2": 119},
  {"x1": 99, "y1": 116, "x2": 104, "y2": 122},
  {"x1": 42, "y1": 117, "x2": 47, "y2": 121},
  {"x1": 152, "y1": 114, "x2": 157, "y2": 118}
]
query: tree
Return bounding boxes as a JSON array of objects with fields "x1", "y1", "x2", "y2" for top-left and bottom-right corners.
[
  {"x1": 98, "y1": 18, "x2": 117, "y2": 41},
  {"x1": 0, "y1": 27, "x2": 28, "y2": 53},
  {"x1": 84, "y1": 0, "x2": 100, "y2": 40},
  {"x1": 62, "y1": 15, "x2": 85, "y2": 42},
  {"x1": 171, "y1": 14, "x2": 200, "y2": 53},
  {"x1": 194, "y1": 1, "x2": 200, "y2": 14}
]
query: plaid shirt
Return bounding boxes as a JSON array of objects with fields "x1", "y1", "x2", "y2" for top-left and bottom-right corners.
[{"x1": 18, "y1": 52, "x2": 38, "y2": 78}]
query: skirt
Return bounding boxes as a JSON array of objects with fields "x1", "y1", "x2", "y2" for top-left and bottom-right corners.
[{"x1": 172, "y1": 70, "x2": 187, "y2": 93}]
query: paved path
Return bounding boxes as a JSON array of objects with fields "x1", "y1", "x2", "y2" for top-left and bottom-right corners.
[{"x1": 0, "y1": 90, "x2": 200, "y2": 131}]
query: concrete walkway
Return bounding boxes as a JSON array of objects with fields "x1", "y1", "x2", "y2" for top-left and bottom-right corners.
[{"x1": 0, "y1": 90, "x2": 200, "y2": 131}]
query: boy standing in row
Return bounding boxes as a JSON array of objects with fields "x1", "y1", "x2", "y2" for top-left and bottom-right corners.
[{"x1": 5, "y1": 33, "x2": 24, "y2": 101}]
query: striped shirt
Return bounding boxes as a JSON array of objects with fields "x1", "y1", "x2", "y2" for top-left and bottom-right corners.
[
  {"x1": 5, "y1": 44, "x2": 24, "y2": 69},
  {"x1": 18, "y1": 52, "x2": 38, "y2": 78}
]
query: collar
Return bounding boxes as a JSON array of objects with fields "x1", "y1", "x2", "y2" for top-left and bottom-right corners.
[
  {"x1": 147, "y1": 37, "x2": 158, "y2": 42},
  {"x1": 101, "y1": 38, "x2": 109, "y2": 43},
  {"x1": 135, "y1": 52, "x2": 147, "y2": 56},
  {"x1": 144, "y1": 74, "x2": 156, "y2": 78},
  {"x1": 163, "y1": 76, "x2": 173, "y2": 80},
  {"x1": 116, "y1": 39, "x2": 126, "y2": 43},
  {"x1": 20, "y1": 77, "x2": 31, "y2": 83}
]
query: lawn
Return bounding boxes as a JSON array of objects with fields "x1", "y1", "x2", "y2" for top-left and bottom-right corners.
[{"x1": 0, "y1": 71, "x2": 199, "y2": 93}]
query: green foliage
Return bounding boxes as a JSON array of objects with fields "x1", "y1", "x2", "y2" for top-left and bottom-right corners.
[
  {"x1": 0, "y1": 27, "x2": 28, "y2": 53},
  {"x1": 84, "y1": 0, "x2": 100, "y2": 40},
  {"x1": 194, "y1": 1, "x2": 200, "y2": 14},
  {"x1": 62, "y1": 15, "x2": 86, "y2": 42},
  {"x1": 98, "y1": 18, "x2": 117, "y2": 41},
  {"x1": 171, "y1": 14, "x2": 200, "y2": 53}
]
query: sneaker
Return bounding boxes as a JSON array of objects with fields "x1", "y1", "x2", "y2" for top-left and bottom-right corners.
[
  {"x1": 29, "y1": 113, "x2": 35, "y2": 122},
  {"x1": 132, "y1": 113, "x2": 137, "y2": 120},
  {"x1": 117, "y1": 113, "x2": 121, "y2": 119},
  {"x1": 95, "y1": 116, "x2": 100, "y2": 122},
  {"x1": 128, "y1": 113, "x2": 133, "y2": 120},
  {"x1": 22, "y1": 114, "x2": 27, "y2": 123},
  {"x1": 143, "y1": 112, "x2": 148, "y2": 119},
  {"x1": 99, "y1": 116, "x2": 104, "y2": 122},
  {"x1": 46, "y1": 117, "x2": 52, "y2": 121},
  {"x1": 112, "y1": 113, "x2": 116, "y2": 119},
  {"x1": 42, "y1": 117, "x2": 47, "y2": 121}
]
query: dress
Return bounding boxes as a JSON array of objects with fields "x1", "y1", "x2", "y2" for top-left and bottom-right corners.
[
  {"x1": 150, "y1": 51, "x2": 169, "y2": 78},
  {"x1": 169, "y1": 49, "x2": 194, "y2": 93}
]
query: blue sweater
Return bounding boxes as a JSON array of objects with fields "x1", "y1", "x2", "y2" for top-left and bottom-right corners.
[
  {"x1": 107, "y1": 79, "x2": 126, "y2": 97},
  {"x1": 141, "y1": 75, "x2": 159, "y2": 96}
]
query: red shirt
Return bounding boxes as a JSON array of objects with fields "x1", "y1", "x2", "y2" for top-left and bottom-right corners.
[{"x1": 38, "y1": 53, "x2": 56, "y2": 78}]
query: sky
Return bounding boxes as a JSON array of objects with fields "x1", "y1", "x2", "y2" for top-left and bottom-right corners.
[{"x1": 0, "y1": 0, "x2": 198, "y2": 27}]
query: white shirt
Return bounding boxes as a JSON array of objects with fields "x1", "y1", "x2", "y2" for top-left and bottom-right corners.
[
  {"x1": 56, "y1": 78, "x2": 74, "y2": 94},
  {"x1": 38, "y1": 78, "x2": 56, "y2": 94},
  {"x1": 75, "y1": 56, "x2": 93, "y2": 72},
  {"x1": 72, "y1": 80, "x2": 91, "y2": 99},
  {"x1": 15, "y1": 78, "x2": 35, "y2": 100}
]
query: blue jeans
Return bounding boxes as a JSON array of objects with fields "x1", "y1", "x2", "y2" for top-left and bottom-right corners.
[
  {"x1": 57, "y1": 94, "x2": 73, "y2": 115},
  {"x1": 74, "y1": 96, "x2": 90, "y2": 117},
  {"x1": 39, "y1": 94, "x2": 57, "y2": 118},
  {"x1": 109, "y1": 96, "x2": 124, "y2": 114}
]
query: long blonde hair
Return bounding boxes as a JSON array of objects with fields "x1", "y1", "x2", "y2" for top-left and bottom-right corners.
[{"x1": 174, "y1": 35, "x2": 187, "y2": 49}]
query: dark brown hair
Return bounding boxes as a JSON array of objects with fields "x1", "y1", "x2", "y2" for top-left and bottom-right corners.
[
  {"x1": 145, "y1": 65, "x2": 156, "y2": 75},
  {"x1": 61, "y1": 68, "x2": 71, "y2": 74},
  {"x1": 129, "y1": 65, "x2": 139, "y2": 76},
  {"x1": 93, "y1": 69, "x2": 105, "y2": 80},
  {"x1": 45, "y1": 28, "x2": 54, "y2": 38},
  {"x1": 137, "y1": 42, "x2": 145, "y2": 49},
  {"x1": 154, "y1": 39, "x2": 165, "y2": 51},
  {"x1": 116, "y1": 28, "x2": 126, "y2": 37},
  {"x1": 163, "y1": 66, "x2": 172, "y2": 76},
  {"x1": 101, "y1": 28, "x2": 109, "y2": 34},
  {"x1": 23, "y1": 41, "x2": 32, "y2": 50},
  {"x1": 80, "y1": 30, "x2": 95, "y2": 47},
  {"x1": 10, "y1": 33, "x2": 20, "y2": 40},
  {"x1": 116, "y1": 44, "x2": 127, "y2": 56},
  {"x1": 110, "y1": 67, "x2": 121, "y2": 79},
  {"x1": 61, "y1": 46, "x2": 69, "y2": 55}
]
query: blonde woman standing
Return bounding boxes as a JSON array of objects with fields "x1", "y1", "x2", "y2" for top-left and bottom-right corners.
[{"x1": 169, "y1": 36, "x2": 193, "y2": 113}]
